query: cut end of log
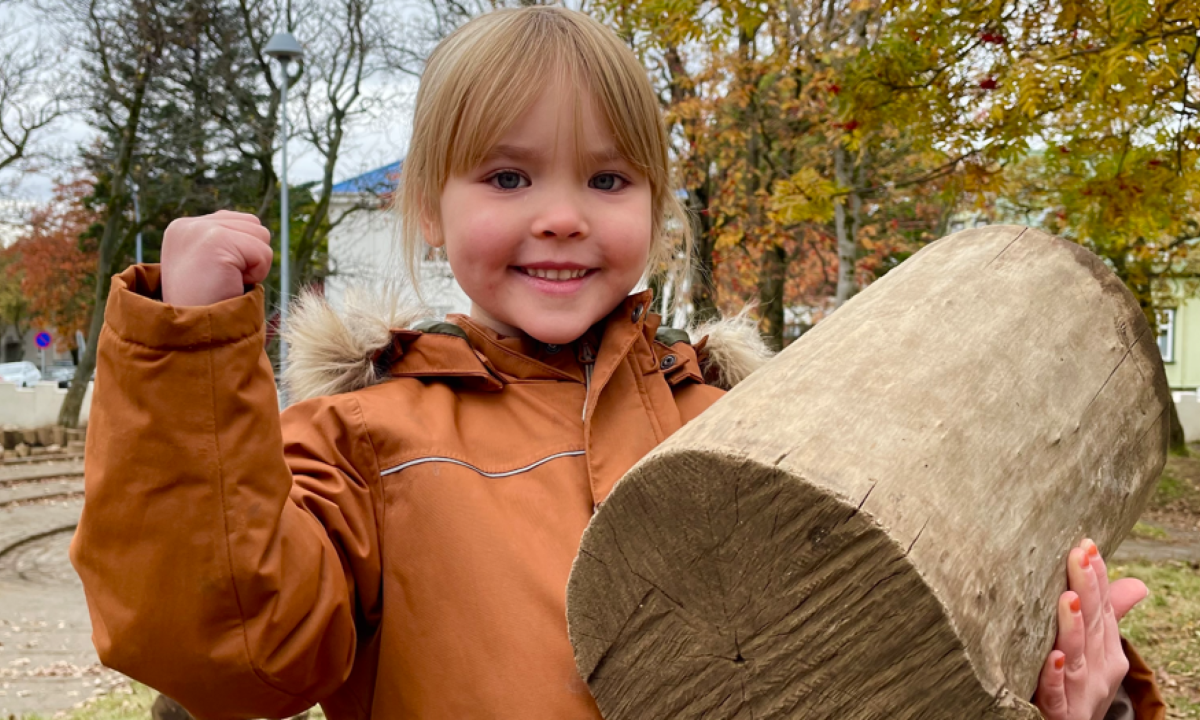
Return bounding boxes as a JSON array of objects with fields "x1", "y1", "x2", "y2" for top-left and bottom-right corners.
[{"x1": 568, "y1": 450, "x2": 1036, "y2": 719}]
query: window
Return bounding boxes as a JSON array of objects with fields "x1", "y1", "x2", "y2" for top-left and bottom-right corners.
[{"x1": 1157, "y1": 308, "x2": 1176, "y2": 363}]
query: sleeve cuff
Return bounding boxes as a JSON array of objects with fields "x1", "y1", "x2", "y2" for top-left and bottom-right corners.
[
  {"x1": 104, "y1": 264, "x2": 265, "y2": 349},
  {"x1": 1121, "y1": 637, "x2": 1167, "y2": 720}
]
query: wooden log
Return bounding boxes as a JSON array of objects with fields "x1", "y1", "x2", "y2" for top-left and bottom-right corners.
[{"x1": 567, "y1": 226, "x2": 1169, "y2": 720}]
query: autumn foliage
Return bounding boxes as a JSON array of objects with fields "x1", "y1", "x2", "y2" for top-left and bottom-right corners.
[
  {"x1": 594, "y1": 0, "x2": 1200, "y2": 345},
  {"x1": 2, "y1": 179, "x2": 100, "y2": 353}
]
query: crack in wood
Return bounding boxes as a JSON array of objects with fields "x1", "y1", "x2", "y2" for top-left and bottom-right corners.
[
  {"x1": 1081, "y1": 322, "x2": 1151, "y2": 418},
  {"x1": 849, "y1": 481, "x2": 877, "y2": 520},
  {"x1": 984, "y1": 226, "x2": 1029, "y2": 268},
  {"x1": 907, "y1": 518, "x2": 930, "y2": 555}
]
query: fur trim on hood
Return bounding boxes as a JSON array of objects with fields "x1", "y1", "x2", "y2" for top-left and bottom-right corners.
[
  {"x1": 688, "y1": 306, "x2": 776, "y2": 391},
  {"x1": 283, "y1": 284, "x2": 428, "y2": 403},
  {"x1": 284, "y1": 289, "x2": 775, "y2": 403}
]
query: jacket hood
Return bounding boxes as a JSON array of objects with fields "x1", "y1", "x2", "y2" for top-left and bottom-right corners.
[{"x1": 283, "y1": 287, "x2": 776, "y2": 403}]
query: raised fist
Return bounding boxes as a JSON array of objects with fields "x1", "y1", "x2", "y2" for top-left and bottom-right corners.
[{"x1": 161, "y1": 210, "x2": 274, "y2": 307}]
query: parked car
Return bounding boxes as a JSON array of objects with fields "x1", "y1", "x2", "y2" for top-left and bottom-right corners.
[
  {"x1": 0, "y1": 361, "x2": 42, "y2": 387},
  {"x1": 46, "y1": 364, "x2": 80, "y2": 388}
]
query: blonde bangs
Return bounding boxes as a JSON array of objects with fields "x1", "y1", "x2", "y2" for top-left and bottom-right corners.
[{"x1": 400, "y1": 6, "x2": 692, "y2": 305}]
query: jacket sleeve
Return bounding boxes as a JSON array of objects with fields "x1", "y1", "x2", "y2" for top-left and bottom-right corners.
[
  {"x1": 1122, "y1": 638, "x2": 1167, "y2": 720},
  {"x1": 70, "y1": 265, "x2": 384, "y2": 720}
]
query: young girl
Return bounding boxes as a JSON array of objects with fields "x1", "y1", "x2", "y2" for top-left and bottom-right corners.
[{"x1": 71, "y1": 7, "x2": 1163, "y2": 720}]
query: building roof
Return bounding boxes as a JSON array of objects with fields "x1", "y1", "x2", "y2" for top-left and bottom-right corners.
[{"x1": 331, "y1": 160, "x2": 403, "y2": 195}]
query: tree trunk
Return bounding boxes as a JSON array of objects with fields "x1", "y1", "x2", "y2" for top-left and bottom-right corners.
[
  {"x1": 688, "y1": 188, "x2": 719, "y2": 325},
  {"x1": 1169, "y1": 394, "x2": 1187, "y2": 454},
  {"x1": 758, "y1": 241, "x2": 787, "y2": 351},
  {"x1": 834, "y1": 143, "x2": 856, "y2": 307},
  {"x1": 59, "y1": 66, "x2": 155, "y2": 428},
  {"x1": 567, "y1": 225, "x2": 1169, "y2": 720}
]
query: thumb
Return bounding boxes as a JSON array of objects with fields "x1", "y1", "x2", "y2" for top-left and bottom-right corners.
[{"x1": 1109, "y1": 577, "x2": 1148, "y2": 621}]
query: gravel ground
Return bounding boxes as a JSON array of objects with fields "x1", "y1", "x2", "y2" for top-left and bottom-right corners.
[{"x1": 0, "y1": 461, "x2": 126, "y2": 719}]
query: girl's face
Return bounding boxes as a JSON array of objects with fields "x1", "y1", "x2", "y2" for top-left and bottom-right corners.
[{"x1": 428, "y1": 83, "x2": 653, "y2": 345}]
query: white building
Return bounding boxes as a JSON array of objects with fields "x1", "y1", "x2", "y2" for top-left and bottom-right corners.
[{"x1": 325, "y1": 161, "x2": 471, "y2": 320}]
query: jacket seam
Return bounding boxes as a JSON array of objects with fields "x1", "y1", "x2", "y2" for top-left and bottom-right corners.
[
  {"x1": 466, "y1": 331, "x2": 578, "y2": 382},
  {"x1": 206, "y1": 312, "x2": 307, "y2": 703},
  {"x1": 103, "y1": 321, "x2": 262, "y2": 352},
  {"x1": 629, "y1": 354, "x2": 667, "y2": 443},
  {"x1": 350, "y1": 395, "x2": 386, "y2": 617}
]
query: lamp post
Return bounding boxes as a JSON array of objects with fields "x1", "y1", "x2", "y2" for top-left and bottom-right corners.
[
  {"x1": 264, "y1": 31, "x2": 303, "y2": 400},
  {"x1": 132, "y1": 182, "x2": 142, "y2": 264}
]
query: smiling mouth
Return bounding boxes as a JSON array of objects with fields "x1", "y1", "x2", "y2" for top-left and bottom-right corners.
[{"x1": 518, "y1": 267, "x2": 594, "y2": 280}]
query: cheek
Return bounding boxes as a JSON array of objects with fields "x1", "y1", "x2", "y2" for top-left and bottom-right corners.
[
  {"x1": 609, "y1": 200, "x2": 654, "y2": 271},
  {"x1": 443, "y1": 210, "x2": 521, "y2": 286}
]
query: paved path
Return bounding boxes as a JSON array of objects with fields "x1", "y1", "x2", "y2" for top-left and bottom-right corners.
[
  {"x1": 0, "y1": 460, "x2": 85, "y2": 485},
  {"x1": 0, "y1": 463, "x2": 125, "y2": 718},
  {"x1": 1111, "y1": 525, "x2": 1200, "y2": 565},
  {"x1": 0, "y1": 477, "x2": 83, "y2": 507}
]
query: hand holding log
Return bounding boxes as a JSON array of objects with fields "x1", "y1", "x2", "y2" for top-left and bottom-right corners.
[{"x1": 567, "y1": 226, "x2": 1168, "y2": 719}]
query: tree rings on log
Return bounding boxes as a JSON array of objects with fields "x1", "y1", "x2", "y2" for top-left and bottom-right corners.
[{"x1": 567, "y1": 226, "x2": 1168, "y2": 720}]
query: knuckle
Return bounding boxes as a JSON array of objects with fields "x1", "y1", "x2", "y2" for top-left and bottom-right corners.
[
  {"x1": 1065, "y1": 653, "x2": 1087, "y2": 675},
  {"x1": 1112, "y1": 656, "x2": 1130, "y2": 680}
]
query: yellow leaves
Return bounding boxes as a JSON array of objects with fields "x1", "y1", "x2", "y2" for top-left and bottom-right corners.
[
  {"x1": 769, "y1": 167, "x2": 838, "y2": 226},
  {"x1": 1014, "y1": 68, "x2": 1049, "y2": 119},
  {"x1": 715, "y1": 227, "x2": 744, "y2": 251}
]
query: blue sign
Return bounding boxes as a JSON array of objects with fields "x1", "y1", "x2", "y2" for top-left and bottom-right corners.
[{"x1": 35, "y1": 332, "x2": 51, "y2": 349}]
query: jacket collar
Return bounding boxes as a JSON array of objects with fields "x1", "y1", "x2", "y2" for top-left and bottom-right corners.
[{"x1": 383, "y1": 291, "x2": 659, "y2": 387}]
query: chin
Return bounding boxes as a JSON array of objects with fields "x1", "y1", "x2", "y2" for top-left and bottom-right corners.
[{"x1": 519, "y1": 317, "x2": 598, "y2": 346}]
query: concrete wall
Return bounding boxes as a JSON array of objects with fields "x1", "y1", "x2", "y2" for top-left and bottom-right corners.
[{"x1": 0, "y1": 381, "x2": 92, "y2": 429}]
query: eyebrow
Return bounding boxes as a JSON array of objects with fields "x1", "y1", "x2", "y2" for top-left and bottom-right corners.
[
  {"x1": 483, "y1": 144, "x2": 544, "y2": 164},
  {"x1": 482, "y1": 144, "x2": 628, "y2": 167}
]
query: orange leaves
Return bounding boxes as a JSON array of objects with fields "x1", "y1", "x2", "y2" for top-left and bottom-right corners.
[{"x1": 3, "y1": 178, "x2": 100, "y2": 351}]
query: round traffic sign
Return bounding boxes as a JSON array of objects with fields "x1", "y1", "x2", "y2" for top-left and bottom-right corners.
[{"x1": 35, "y1": 332, "x2": 51, "y2": 349}]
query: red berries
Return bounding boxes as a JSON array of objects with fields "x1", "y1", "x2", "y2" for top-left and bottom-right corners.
[
  {"x1": 979, "y1": 77, "x2": 998, "y2": 90},
  {"x1": 980, "y1": 31, "x2": 1007, "y2": 44}
]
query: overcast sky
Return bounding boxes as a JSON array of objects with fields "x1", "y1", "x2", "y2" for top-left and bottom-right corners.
[{"x1": 0, "y1": 1, "x2": 419, "y2": 203}]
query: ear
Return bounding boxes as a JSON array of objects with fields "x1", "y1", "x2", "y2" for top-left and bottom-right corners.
[{"x1": 420, "y1": 202, "x2": 444, "y2": 249}]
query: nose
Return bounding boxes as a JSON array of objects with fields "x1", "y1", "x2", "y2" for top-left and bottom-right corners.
[{"x1": 531, "y1": 190, "x2": 589, "y2": 239}]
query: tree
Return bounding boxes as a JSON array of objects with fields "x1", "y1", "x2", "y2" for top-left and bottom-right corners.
[
  {"x1": 55, "y1": 0, "x2": 167, "y2": 427},
  {"x1": 0, "y1": 246, "x2": 33, "y2": 359},
  {"x1": 597, "y1": 0, "x2": 962, "y2": 348},
  {"x1": 595, "y1": 0, "x2": 1200, "y2": 350},
  {"x1": 0, "y1": 7, "x2": 63, "y2": 179},
  {"x1": 3, "y1": 177, "x2": 100, "y2": 362}
]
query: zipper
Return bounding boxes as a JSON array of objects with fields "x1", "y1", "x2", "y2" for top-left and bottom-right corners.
[{"x1": 579, "y1": 341, "x2": 596, "y2": 422}]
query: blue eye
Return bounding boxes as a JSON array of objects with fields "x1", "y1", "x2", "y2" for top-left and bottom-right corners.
[
  {"x1": 490, "y1": 171, "x2": 528, "y2": 190},
  {"x1": 590, "y1": 173, "x2": 626, "y2": 191}
]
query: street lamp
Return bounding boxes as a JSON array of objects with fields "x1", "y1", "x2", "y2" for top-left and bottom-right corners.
[
  {"x1": 132, "y1": 182, "x2": 142, "y2": 264},
  {"x1": 264, "y1": 31, "x2": 303, "y2": 401}
]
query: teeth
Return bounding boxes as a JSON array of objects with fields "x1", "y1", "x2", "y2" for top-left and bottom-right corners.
[{"x1": 523, "y1": 268, "x2": 589, "y2": 280}]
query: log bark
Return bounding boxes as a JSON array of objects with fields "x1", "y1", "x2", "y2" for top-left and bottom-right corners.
[{"x1": 567, "y1": 226, "x2": 1169, "y2": 720}]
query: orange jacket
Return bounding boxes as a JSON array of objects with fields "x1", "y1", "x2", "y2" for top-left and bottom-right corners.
[{"x1": 72, "y1": 265, "x2": 1165, "y2": 720}]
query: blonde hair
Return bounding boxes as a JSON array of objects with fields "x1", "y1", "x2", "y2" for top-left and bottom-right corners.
[{"x1": 398, "y1": 6, "x2": 692, "y2": 309}]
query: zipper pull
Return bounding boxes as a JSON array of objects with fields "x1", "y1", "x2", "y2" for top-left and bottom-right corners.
[{"x1": 580, "y1": 342, "x2": 596, "y2": 422}]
